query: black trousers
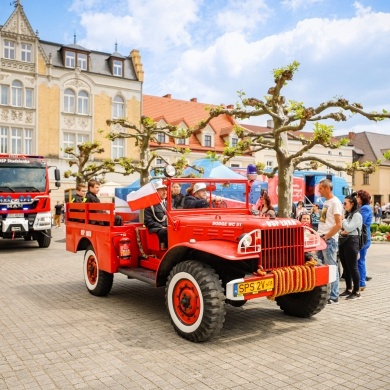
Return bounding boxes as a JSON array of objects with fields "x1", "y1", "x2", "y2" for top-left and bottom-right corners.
[{"x1": 339, "y1": 235, "x2": 360, "y2": 292}]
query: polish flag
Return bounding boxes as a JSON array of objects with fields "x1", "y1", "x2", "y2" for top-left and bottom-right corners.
[{"x1": 127, "y1": 182, "x2": 161, "y2": 211}]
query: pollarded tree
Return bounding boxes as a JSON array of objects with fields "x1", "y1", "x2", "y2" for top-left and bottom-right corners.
[
  {"x1": 200, "y1": 61, "x2": 390, "y2": 217},
  {"x1": 106, "y1": 116, "x2": 202, "y2": 186},
  {"x1": 63, "y1": 140, "x2": 131, "y2": 185}
]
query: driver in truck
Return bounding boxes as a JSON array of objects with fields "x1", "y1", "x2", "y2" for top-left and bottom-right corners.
[{"x1": 144, "y1": 180, "x2": 168, "y2": 248}]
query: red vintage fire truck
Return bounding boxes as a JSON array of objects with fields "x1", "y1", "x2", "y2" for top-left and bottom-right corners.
[
  {"x1": 0, "y1": 154, "x2": 60, "y2": 247},
  {"x1": 66, "y1": 173, "x2": 336, "y2": 342}
]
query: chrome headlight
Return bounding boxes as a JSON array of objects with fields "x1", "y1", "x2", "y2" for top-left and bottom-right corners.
[{"x1": 239, "y1": 233, "x2": 252, "y2": 248}]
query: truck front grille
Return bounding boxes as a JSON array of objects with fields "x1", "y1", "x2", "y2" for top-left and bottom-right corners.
[{"x1": 260, "y1": 227, "x2": 304, "y2": 270}]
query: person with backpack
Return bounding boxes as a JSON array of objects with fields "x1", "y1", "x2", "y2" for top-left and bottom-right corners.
[
  {"x1": 339, "y1": 195, "x2": 363, "y2": 300},
  {"x1": 356, "y1": 190, "x2": 373, "y2": 290}
]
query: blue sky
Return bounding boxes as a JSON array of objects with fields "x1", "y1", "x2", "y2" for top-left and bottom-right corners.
[{"x1": 2, "y1": 0, "x2": 390, "y2": 134}]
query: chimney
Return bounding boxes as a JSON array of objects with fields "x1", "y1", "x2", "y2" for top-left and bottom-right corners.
[
  {"x1": 227, "y1": 104, "x2": 234, "y2": 109},
  {"x1": 267, "y1": 119, "x2": 274, "y2": 128},
  {"x1": 348, "y1": 131, "x2": 356, "y2": 140},
  {"x1": 163, "y1": 94, "x2": 171, "y2": 99},
  {"x1": 190, "y1": 98, "x2": 197, "y2": 102}
]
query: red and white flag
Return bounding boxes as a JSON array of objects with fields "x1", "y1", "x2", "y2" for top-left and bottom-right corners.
[{"x1": 127, "y1": 182, "x2": 161, "y2": 211}]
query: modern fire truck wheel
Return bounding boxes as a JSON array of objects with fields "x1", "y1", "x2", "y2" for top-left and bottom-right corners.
[
  {"x1": 37, "y1": 230, "x2": 51, "y2": 248},
  {"x1": 275, "y1": 284, "x2": 330, "y2": 318},
  {"x1": 84, "y1": 246, "x2": 113, "y2": 296},
  {"x1": 166, "y1": 260, "x2": 226, "y2": 342}
]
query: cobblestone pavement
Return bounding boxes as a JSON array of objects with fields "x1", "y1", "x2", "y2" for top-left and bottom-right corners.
[{"x1": 1, "y1": 228, "x2": 389, "y2": 390}]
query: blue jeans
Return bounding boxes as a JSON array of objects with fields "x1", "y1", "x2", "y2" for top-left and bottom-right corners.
[
  {"x1": 317, "y1": 237, "x2": 339, "y2": 300},
  {"x1": 358, "y1": 240, "x2": 371, "y2": 287}
]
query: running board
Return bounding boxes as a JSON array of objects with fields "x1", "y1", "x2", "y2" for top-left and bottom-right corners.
[{"x1": 117, "y1": 267, "x2": 156, "y2": 286}]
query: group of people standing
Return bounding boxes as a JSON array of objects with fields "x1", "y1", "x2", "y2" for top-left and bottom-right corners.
[{"x1": 315, "y1": 179, "x2": 372, "y2": 304}]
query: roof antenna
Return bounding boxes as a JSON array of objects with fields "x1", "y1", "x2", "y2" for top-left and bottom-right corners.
[
  {"x1": 115, "y1": 40, "x2": 118, "y2": 52},
  {"x1": 74, "y1": 31, "x2": 77, "y2": 44}
]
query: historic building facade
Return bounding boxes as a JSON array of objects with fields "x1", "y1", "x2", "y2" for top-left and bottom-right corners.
[{"x1": 0, "y1": 2, "x2": 143, "y2": 202}]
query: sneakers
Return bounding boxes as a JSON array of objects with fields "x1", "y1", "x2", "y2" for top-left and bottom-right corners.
[
  {"x1": 327, "y1": 298, "x2": 339, "y2": 305},
  {"x1": 340, "y1": 290, "x2": 352, "y2": 297},
  {"x1": 345, "y1": 292, "x2": 361, "y2": 300}
]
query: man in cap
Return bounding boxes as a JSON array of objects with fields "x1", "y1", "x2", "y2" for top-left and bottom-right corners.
[
  {"x1": 144, "y1": 180, "x2": 168, "y2": 247},
  {"x1": 184, "y1": 182, "x2": 221, "y2": 209}
]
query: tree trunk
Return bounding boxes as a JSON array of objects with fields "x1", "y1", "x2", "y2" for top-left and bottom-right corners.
[{"x1": 277, "y1": 155, "x2": 294, "y2": 218}]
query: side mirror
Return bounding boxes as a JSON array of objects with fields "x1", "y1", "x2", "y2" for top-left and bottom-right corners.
[
  {"x1": 54, "y1": 169, "x2": 61, "y2": 181},
  {"x1": 55, "y1": 181, "x2": 61, "y2": 188}
]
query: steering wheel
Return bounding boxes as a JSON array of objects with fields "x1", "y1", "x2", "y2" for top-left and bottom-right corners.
[{"x1": 212, "y1": 200, "x2": 228, "y2": 208}]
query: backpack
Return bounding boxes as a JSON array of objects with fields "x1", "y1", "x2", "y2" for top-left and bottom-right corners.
[{"x1": 358, "y1": 224, "x2": 369, "y2": 250}]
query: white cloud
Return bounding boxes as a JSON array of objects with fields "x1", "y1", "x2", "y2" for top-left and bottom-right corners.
[
  {"x1": 216, "y1": 0, "x2": 271, "y2": 33},
  {"x1": 156, "y1": 6, "x2": 390, "y2": 132},
  {"x1": 281, "y1": 0, "x2": 324, "y2": 11},
  {"x1": 353, "y1": 1, "x2": 372, "y2": 17},
  {"x1": 73, "y1": 0, "x2": 199, "y2": 52}
]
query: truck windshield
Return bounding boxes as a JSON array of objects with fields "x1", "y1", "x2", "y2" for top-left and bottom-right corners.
[{"x1": 0, "y1": 167, "x2": 46, "y2": 193}]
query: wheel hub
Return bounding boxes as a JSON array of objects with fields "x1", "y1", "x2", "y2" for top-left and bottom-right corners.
[{"x1": 173, "y1": 279, "x2": 200, "y2": 325}]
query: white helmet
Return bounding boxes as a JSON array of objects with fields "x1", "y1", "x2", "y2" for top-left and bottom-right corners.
[
  {"x1": 193, "y1": 182, "x2": 206, "y2": 193},
  {"x1": 153, "y1": 180, "x2": 167, "y2": 190}
]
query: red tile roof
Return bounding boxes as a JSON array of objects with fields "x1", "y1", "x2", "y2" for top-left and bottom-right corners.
[{"x1": 143, "y1": 94, "x2": 236, "y2": 152}]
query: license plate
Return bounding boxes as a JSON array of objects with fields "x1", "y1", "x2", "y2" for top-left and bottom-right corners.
[
  {"x1": 234, "y1": 278, "x2": 274, "y2": 296},
  {"x1": 9, "y1": 213, "x2": 24, "y2": 218}
]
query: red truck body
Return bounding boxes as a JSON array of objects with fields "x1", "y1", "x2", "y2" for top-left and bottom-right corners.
[
  {"x1": 66, "y1": 177, "x2": 336, "y2": 342},
  {"x1": 0, "y1": 154, "x2": 59, "y2": 247}
]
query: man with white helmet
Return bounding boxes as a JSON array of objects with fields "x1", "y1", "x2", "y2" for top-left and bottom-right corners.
[
  {"x1": 184, "y1": 182, "x2": 221, "y2": 209},
  {"x1": 144, "y1": 180, "x2": 168, "y2": 247}
]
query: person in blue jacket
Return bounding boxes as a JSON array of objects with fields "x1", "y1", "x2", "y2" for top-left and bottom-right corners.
[{"x1": 356, "y1": 190, "x2": 372, "y2": 290}]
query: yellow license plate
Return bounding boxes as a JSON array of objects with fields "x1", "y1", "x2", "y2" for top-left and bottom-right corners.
[{"x1": 234, "y1": 278, "x2": 274, "y2": 296}]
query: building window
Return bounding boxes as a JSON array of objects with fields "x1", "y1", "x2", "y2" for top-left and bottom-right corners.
[
  {"x1": 326, "y1": 166, "x2": 331, "y2": 174},
  {"x1": 0, "y1": 127, "x2": 8, "y2": 153},
  {"x1": 64, "y1": 89, "x2": 75, "y2": 113},
  {"x1": 328, "y1": 151, "x2": 332, "y2": 155},
  {"x1": 363, "y1": 173, "x2": 369, "y2": 185},
  {"x1": 112, "y1": 95, "x2": 124, "y2": 118},
  {"x1": 77, "y1": 53, "x2": 87, "y2": 70},
  {"x1": 63, "y1": 132, "x2": 75, "y2": 158},
  {"x1": 11, "y1": 81, "x2": 22, "y2": 107},
  {"x1": 25, "y1": 88, "x2": 33, "y2": 108},
  {"x1": 113, "y1": 60, "x2": 122, "y2": 76},
  {"x1": 177, "y1": 138, "x2": 186, "y2": 145},
  {"x1": 24, "y1": 129, "x2": 33, "y2": 154},
  {"x1": 231, "y1": 138, "x2": 238, "y2": 147},
  {"x1": 21, "y1": 43, "x2": 32, "y2": 62},
  {"x1": 157, "y1": 133, "x2": 166, "y2": 143},
  {"x1": 10, "y1": 128, "x2": 22, "y2": 154},
  {"x1": 77, "y1": 91, "x2": 89, "y2": 115},
  {"x1": 338, "y1": 171, "x2": 343, "y2": 177},
  {"x1": 339, "y1": 151, "x2": 342, "y2": 156},
  {"x1": 230, "y1": 163, "x2": 240, "y2": 168},
  {"x1": 63, "y1": 132, "x2": 90, "y2": 158},
  {"x1": 1, "y1": 85, "x2": 9, "y2": 105},
  {"x1": 266, "y1": 161, "x2": 273, "y2": 169},
  {"x1": 155, "y1": 158, "x2": 164, "y2": 165},
  {"x1": 112, "y1": 138, "x2": 124, "y2": 159},
  {"x1": 4, "y1": 40, "x2": 15, "y2": 59},
  {"x1": 204, "y1": 135, "x2": 212, "y2": 147},
  {"x1": 65, "y1": 51, "x2": 76, "y2": 68}
]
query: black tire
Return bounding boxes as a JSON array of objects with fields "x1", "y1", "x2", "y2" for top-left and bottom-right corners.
[
  {"x1": 275, "y1": 284, "x2": 330, "y2": 318},
  {"x1": 166, "y1": 260, "x2": 226, "y2": 342},
  {"x1": 37, "y1": 230, "x2": 51, "y2": 248},
  {"x1": 84, "y1": 246, "x2": 113, "y2": 296}
]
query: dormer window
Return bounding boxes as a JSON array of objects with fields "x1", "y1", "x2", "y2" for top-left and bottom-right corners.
[
  {"x1": 204, "y1": 135, "x2": 212, "y2": 147},
  {"x1": 65, "y1": 51, "x2": 76, "y2": 68},
  {"x1": 157, "y1": 133, "x2": 166, "y2": 143},
  {"x1": 64, "y1": 49, "x2": 89, "y2": 70},
  {"x1": 231, "y1": 137, "x2": 238, "y2": 147},
  {"x1": 113, "y1": 60, "x2": 123, "y2": 76},
  {"x1": 78, "y1": 53, "x2": 87, "y2": 70}
]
